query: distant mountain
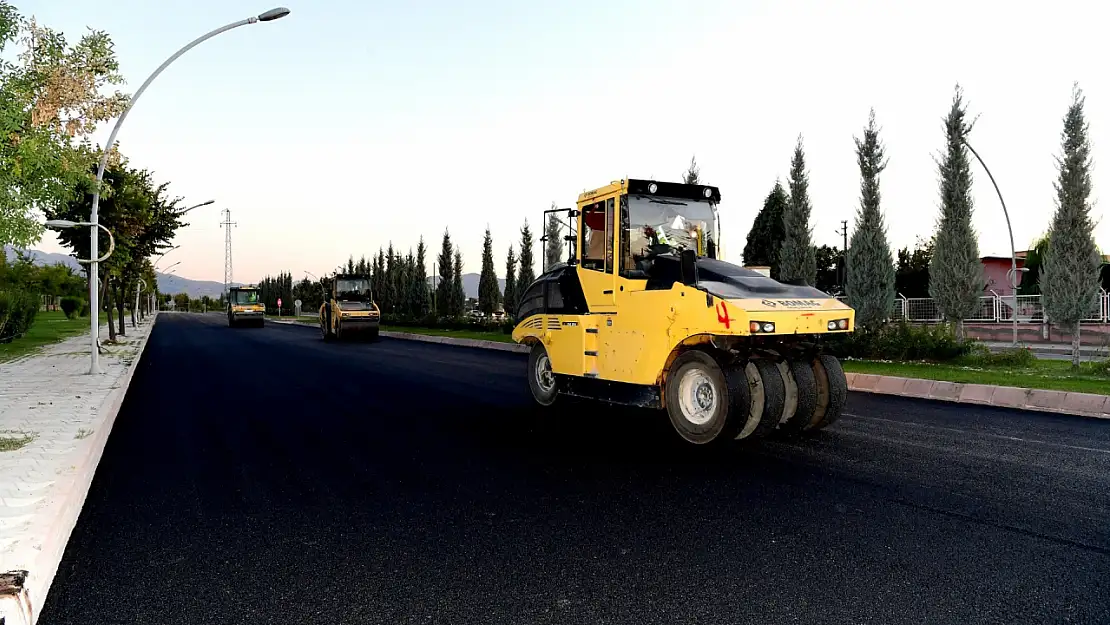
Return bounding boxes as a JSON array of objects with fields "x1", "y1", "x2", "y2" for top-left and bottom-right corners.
[
  {"x1": 425, "y1": 272, "x2": 506, "y2": 299},
  {"x1": 5, "y1": 245, "x2": 237, "y2": 299}
]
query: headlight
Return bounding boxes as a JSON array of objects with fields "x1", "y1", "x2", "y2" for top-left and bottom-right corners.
[
  {"x1": 648, "y1": 182, "x2": 658, "y2": 193},
  {"x1": 749, "y1": 321, "x2": 775, "y2": 333},
  {"x1": 828, "y1": 318, "x2": 849, "y2": 330},
  {"x1": 703, "y1": 188, "x2": 712, "y2": 198}
]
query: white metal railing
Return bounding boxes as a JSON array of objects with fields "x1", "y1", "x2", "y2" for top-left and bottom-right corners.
[{"x1": 831, "y1": 290, "x2": 1109, "y2": 324}]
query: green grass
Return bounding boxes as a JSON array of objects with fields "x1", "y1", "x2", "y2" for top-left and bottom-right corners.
[
  {"x1": 842, "y1": 358, "x2": 1110, "y2": 395},
  {"x1": 0, "y1": 431, "x2": 35, "y2": 452},
  {"x1": 0, "y1": 310, "x2": 89, "y2": 363}
]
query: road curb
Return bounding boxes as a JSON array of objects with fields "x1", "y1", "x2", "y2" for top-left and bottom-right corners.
[
  {"x1": 844, "y1": 372, "x2": 1110, "y2": 419},
  {"x1": 269, "y1": 318, "x2": 1110, "y2": 420},
  {"x1": 0, "y1": 314, "x2": 159, "y2": 625}
]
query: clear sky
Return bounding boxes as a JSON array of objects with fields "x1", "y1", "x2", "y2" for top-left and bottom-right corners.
[{"x1": 21, "y1": 0, "x2": 1110, "y2": 284}]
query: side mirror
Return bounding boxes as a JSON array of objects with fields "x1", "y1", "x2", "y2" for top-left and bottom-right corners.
[{"x1": 680, "y1": 248, "x2": 698, "y2": 286}]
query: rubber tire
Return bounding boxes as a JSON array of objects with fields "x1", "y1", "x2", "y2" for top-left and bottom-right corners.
[
  {"x1": 527, "y1": 343, "x2": 559, "y2": 407},
  {"x1": 777, "y1": 359, "x2": 819, "y2": 437},
  {"x1": 664, "y1": 350, "x2": 746, "y2": 445},
  {"x1": 807, "y1": 354, "x2": 847, "y2": 432},
  {"x1": 321, "y1": 315, "x2": 334, "y2": 342},
  {"x1": 744, "y1": 359, "x2": 786, "y2": 440}
]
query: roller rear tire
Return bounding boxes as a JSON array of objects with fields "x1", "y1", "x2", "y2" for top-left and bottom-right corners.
[
  {"x1": 735, "y1": 359, "x2": 785, "y2": 441},
  {"x1": 807, "y1": 354, "x2": 847, "y2": 432},
  {"x1": 777, "y1": 358, "x2": 819, "y2": 437},
  {"x1": 528, "y1": 343, "x2": 559, "y2": 407}
]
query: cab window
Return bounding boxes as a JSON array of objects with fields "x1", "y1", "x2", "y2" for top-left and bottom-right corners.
[{"x1": 580, "y1": 198, "x2": 614, "y2": 273}]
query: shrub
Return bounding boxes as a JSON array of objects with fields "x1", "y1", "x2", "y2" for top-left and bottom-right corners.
[
  {"x1": 380, "y1": 313, "x2": 514, "y2": 335},
  {"x1": 0, "y1": 289, "x2": 41, "y2": 342},
  {"x1": 961, "y1": 345, "x2": 1038, "y2": 368},
  {"x1": 79, "y1": 300, "x2": 90, "y2": 317},
  {"x1": 60, "y1": 296, "x2": 83, "y2": 319},
  {"x1": 824, "y1": 321, "x2": 974, "y2": 362}
]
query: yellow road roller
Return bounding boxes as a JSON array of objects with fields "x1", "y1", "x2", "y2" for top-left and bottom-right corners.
[
  {"x1": 319, "y1": 272, "x2": 380, "y2": 341},
  {"x1": 227, "y1": 285, "x2": 265, "y2": 328},
  {"x1": 512, "y1": 178, "x2": 855, "y2": 445}
]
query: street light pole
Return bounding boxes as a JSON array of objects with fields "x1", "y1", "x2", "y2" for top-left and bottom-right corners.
[
  {"x1": 962, "y1": 138, "x2": 1020, "y2": 347},
  {"x1": 85, "y1": 7, "x2": 290, "y2": 374}
]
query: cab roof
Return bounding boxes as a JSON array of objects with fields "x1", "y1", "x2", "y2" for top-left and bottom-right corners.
[{"x1": 577, "y1": 178, "x2": 721, "y2": 204}]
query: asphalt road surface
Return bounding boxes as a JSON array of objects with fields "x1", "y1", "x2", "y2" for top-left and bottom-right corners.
[{"x1": 40, "y1": 314, "x2": 1110, "y2": 624}]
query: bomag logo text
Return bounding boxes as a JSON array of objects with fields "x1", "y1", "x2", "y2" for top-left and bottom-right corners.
[{"x1": 761, "y1": 299, "x2": 821, "y2": 308}]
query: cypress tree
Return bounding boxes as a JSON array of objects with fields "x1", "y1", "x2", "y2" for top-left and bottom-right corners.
[
  {"x1": 503, "y1": 246, "x2": 518, "y2": 316},
  {"x1": 478, "y1": 226, "x2": 500, "y2": 314},
  {"x1": 846, "y1": 109, "x2": 896, "y2": 331},
  {"x1": 452, "y1": 249, "x2": 465, "y2": 316},
  {"x1": 742, "y1": 181, "x2": 788, "y2": 278},
  {"x1": 929, "y1": 85, "x2": 983, "y2": 339},
  {"x1": 683, "y1": 155, "x2": 700, "y2": 184},
  {"x1": 435, "y1": 230, "x2": 453, "y2": 317},
  {"x1": 517, "y1": 220, "x2": 535, "y2": 290},
  {"x1": 544, "y1": 204, "x2": 563, "y2": 271},
  {"x1": 414, "y1": 236, "x2": 430, "y2": 318},
  {"x1": 779, "y1": 135, "x2": 817, "y2": 285},
  {"x1": 1042, "y1": 83, "x2": 1102, "y2": 369}
]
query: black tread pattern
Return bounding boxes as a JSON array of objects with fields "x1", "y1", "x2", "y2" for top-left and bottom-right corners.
[{"x1": 749, "y1": 360, "x2": 785, "y2": 439}]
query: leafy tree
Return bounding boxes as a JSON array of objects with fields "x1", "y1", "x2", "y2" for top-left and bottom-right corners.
[
  {"x1": 1041, "y1": 83, "x2": 1102, "y2": 369},
  {"x1": 451, "y1": 249, "x2": 465, "y2": 316},
  {"x1": 896, "y1": 236, "x2": 934, "y2": 298},
  {"x1": 517, "y1": 220, "x2": 535, "y2": 291},
  {"x1": 682, "y1": 155, "x2": 700, "y2": 184},
  {"x1": 413, "y1": 236, "x2": 430, "y2": 317},
  {"x1": 503, "y1": 246, "x2": 518, "y2": 316},
  {"x1": 814, "y1": 244, "x2": 842, "y2": 294},
  {"x1": 780, "y1": 135, "x2": 817, "y2": 285},
  {"x1": 742, "y1": 181, "x2": 788, "y2": 278},
  {"x1": 435, "y1": 229, "x2": 453, "y2": 317},
  {"x1": 478, "y1": 226, "x2": 500, "y2": 314},
  {"x1": 1017, "y1": 234, "x2": 1050, "y2": 295},
  {"x1": 929, "y1": 85, "x2": 983, "y2": 338},
  {"x1": 845, "y1": 109, "x2": 896, "y2": 332},
  {"x1": 544, "y1": 204, "x2": 563, "y2": 270},
  {"x1": 0, "y1": 4, "x2": 129, "y2": 248}
]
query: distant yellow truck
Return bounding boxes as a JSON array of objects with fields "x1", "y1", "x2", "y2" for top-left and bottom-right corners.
[{"x1": 227, "y1": 285, "x2": 265, "y2": 328}]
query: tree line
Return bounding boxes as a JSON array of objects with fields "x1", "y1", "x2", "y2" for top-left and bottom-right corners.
[
  {"x1": 744, "y1": 83, "x2": 1101, "y2": 367},
  {"x1": 0, "y1": 2, "x2": 182, "y2": 343}
]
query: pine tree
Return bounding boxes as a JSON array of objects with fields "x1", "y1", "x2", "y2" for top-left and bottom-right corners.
[
  {"x1": 372, "y1": 248, "x2": 385, "y2": 304},
  {"x1": 413, "y1": 236, "x2": 430, "y2": 318},
  {"x1": 452, "y1": 249, "x2": 465, "y2": 316},
  {"x1": 929, "y1": 85, "x2": 982, "y2": 338},
  {"x1": 346, "y1": 256, "x2": 355, "y2": 273},
  {"x1": 356, "y1": 255, "x2": 368, "y2": 275},
  {"x1": 517, "y1": 220, "x2": 535, "y2": 291},
  {"x1": 742, "y1": 181, "x2": 788, "y2": 277},
  {"x1": 780, "y1": 135, "x2": 817, "y2": 285},
  {"x1": 683, "y1": 155, "x2": 700, "y2": 184},
  {"x1": 435, "y1": 230, "x2": 453, "y2": 317},
  {"x1": 846, "y1": 109, "x2": 896, "y2": 332},
  {"x1": 383, "y1": 242, "x2": 397, "y2": 313},
  {"x1": 544, "y1": 204, "x2": 564, "y2": 271},
  {"x1": 478, "y1": 226, "x2": 500, "y2": 314},
  {"x1": 1042, "y1": 83, "x2": 1102, "y2": 369},
  {"x1": 503, "y1": 246, "x2": 518, "y2": 316}
]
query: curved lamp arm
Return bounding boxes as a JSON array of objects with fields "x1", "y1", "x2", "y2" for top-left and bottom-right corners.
[{"x1": 45, "y1": 220, "x2": 116, "y2": 263}]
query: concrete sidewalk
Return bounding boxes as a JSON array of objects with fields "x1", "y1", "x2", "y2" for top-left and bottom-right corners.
[{"x1": 0, "y1": 315, "x2": 158, "y2": 625}]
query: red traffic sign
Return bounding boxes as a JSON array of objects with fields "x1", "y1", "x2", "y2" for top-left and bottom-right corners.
[{"x1": 277, "y1": 298, "x2": 282, "y2": 307}]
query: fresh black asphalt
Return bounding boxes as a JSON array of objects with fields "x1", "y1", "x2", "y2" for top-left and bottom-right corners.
[{"x1": 39, "y1": 313, "x2": 1110, "y2": 624}]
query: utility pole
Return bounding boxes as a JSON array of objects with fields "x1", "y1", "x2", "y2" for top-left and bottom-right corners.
[
  {"x1": 220, "y1": 208, "x2": 236, "y2": 298},
  {"x1": 835, "y1": 219, "x2": 849, "y2": 290}
]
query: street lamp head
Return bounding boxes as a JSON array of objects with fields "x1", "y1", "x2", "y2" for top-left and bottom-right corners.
[
  {"x1": 258, "y1": 7, "x2": 290, "y2": 21},
  {"x1": 198, "y1": 200, "x2": 215, "y2": 207},
  {"x1": 45, "y1": 219, "x2": 79, "y2": 229}
]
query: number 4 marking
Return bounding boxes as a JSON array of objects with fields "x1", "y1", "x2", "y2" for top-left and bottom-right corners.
[{"x1": 716, "y1": 302, "x2": 730, "y2": 329}]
